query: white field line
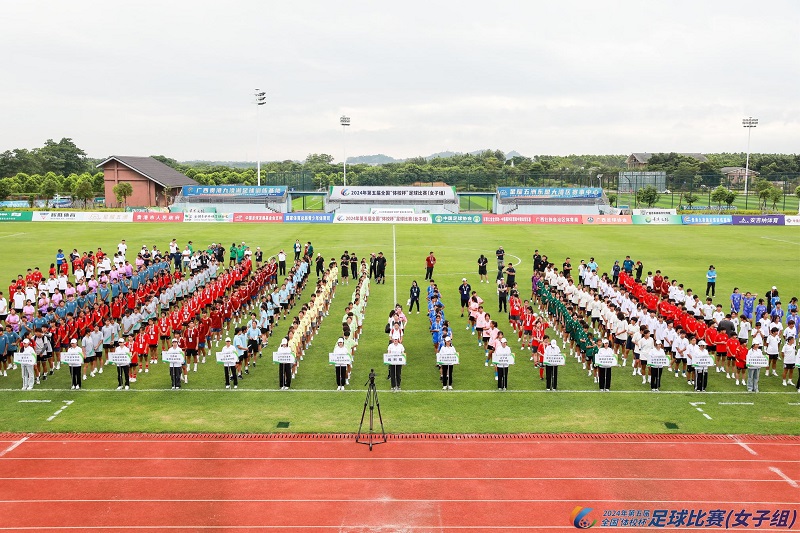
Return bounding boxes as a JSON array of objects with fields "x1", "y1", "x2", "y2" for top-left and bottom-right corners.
[
  {"x1": 768, "y1": 466, "x2": 798, "y2": 488},
  {"x1": 0, "y1": 435, "x2": 30, "y2": 458}
]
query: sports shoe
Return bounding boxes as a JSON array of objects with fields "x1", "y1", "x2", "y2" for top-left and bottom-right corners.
[
  {"x1": 124, "y1": 385, "x2": 129, "y2": 390},
  {"x1": 130, "y1": 378, "x2": 137, "y2": 383},
  {"x1": 201, "y1": 357, "x2": 206, "y2": 364},
  {"x1": 647, "y1": 376, "x2": 651, "y2": 383},
  {"x1": 234, "y1": 385, "x2": 237, "y2": 389},
  {"x1": 484, "y1": 361, "x2": 488, "y2": 367},
  {"x1": 789, "y1": 380, "x2": 795, "y2": 386},
  {"x1": 495, "y1": 375, "x2": 498, "y2": 380},
  {"x1": 82, "y1": 375, "x2": 87, "y2": 380},
  {"x1": 144, "y1": 368, "x2": 149, "y2": 373},
  {"x1": 35, "y1": 378, "x2": 40, "y2": 384},
  {"x1": 472, "y1": 331, "x2": 475, "y2": 336},
  {"x1": 735, "y1": 379, "x2": 740, "y2": 385},
  {"x1": 641, "y1": 377, "x2": 646, "y2": 385},
  {"x1": 448, "y1": 386, "x2": 453, "y2": 390},
  {"x1": 443, "y1": 386, "x2": 447, "y2": 390},
  {"x1": 675, "y1": 372, "x2": 679, "y2": 378},
  {"x1": 783, "y1": 380, "x2": 788, "y2": 386},
  {"x1": 98, "y1": 367, "x2": 103, "y2": 374},
  {"x1": 71, "y1": 385, "x2": 75, "y2": 390},
  {"x1": 772, "y1": 370, "x2": 778, "y2": 377},
  {"x1": 632, "y1": 370, "x2": 636, "y2": 376},
  {"x1": 117, "y1": 386, "x2": 123, "y2": 390},
  {"x1": 225, "y1": 385, "x2": 230, "y2": 389}
]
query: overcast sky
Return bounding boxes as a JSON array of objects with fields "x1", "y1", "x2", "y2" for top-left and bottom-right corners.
[{"x1": 2, "y1": 1, "x2": 798, "y2": 162}]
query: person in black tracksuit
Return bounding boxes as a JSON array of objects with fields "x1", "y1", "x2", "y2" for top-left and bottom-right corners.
[{"x1": 408, "y1": 281, "x2": 421, "y2": 313}]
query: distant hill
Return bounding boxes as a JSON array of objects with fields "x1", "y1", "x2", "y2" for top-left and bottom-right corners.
[
  {"x1": 181, "y1": 149, "x2": 524, "y2": 168},
  {"x1": 346, "y1": 154, "x2": 400, "y2": 165}
]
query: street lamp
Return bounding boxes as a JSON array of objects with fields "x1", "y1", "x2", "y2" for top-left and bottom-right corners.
[
  {"x1": 340, "y1": 115, "x2": 350, "y2": 186},
  {"x1": 742, "y1": 117, "x2": 758, "y2": 204},
  {"x1": 255, "y1": 89, "x2": 266, "y2": 186}
]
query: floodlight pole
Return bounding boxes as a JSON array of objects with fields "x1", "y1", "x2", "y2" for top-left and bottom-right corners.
[
  {"x1": 255, "y1": 90, "x2": 267, "y2": 186},
  {"x1": 340, "y1": 115, "x2": 350, "y2": 186},
  {"x1": 742, "y1": 117, "x2": 758, "y2": 208}
]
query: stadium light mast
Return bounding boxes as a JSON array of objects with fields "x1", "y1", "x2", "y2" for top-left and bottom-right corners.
[
  {"x1": 742, "y1": 117, "x2": 758, "y2": 202},
  {"x1": 340, "y1": 115, "x2": 350, "y2": 186},
  {"x1": 255, "y1": 90, "x2": 267, "y2": 186}
]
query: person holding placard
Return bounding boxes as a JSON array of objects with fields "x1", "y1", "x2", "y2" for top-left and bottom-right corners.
[
  {"x1": 165, "y1": 338, "x2": 185, "y2": 390},
  {"x1": 386, "y1": 336, "x2": 405, "y2": 391},
  {"x1": 219, "y1": 337, "x2": 238, "y2": 389},
  {"x1": 276, "y1": 337, "x2": 294, "y2": 390},
  {"x1": 649, "y1": 340, "x2": 668, "y2": 392},
  {"x1": 64, "y1": 338, "x2": 83, "y2": 390},
  {"x1": 113, "y1": 338, "x2": 132, "y2": 390},
  {"x1": 746, "y1": 340, "x2": 764, "y2": 392},
  {"x1": 18, "y1": 338, "x2": 36, "y2": 390},
  {"x1": 493, "y1": 336, "x2": 512, "y2": 390},
  {"x1": 437, "y1": 336, "x2": 457, "y2": 390},
  {"x1": 332, "y1": 337, "x2": 350, "y2": 391},
  {"x1": 543, "y1": 338, "x2": 562, "y2": 391},
  {"x1": 596, "y1": 338, "x2": 615, "y2": 391},
  {"x1": 693, "y1": 340, "x2": 711, "y2": 392}
]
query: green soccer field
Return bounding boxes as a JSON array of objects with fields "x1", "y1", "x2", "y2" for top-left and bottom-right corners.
[{"x1": 0, "y1": 222, "x2": 798, "y2": 435}]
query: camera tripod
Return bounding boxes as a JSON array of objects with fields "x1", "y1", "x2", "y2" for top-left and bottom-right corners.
[{"x1": 356, "y1": 368, "x2": 386, "y2": 450}]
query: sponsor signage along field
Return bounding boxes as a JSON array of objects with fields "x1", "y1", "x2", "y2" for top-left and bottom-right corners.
[
  {"x1": 283, "y1": 213, "x2": 334, "y2": 223},
  {"x1": 232, "y1": 213, "x2": 284, "y2": 223},
  {"x1": 183, "y1": 212, "x2": 233, "y2": 223},
  {"x1": 581, "y1": 215, "x2": 632, "y2": 225},
  {"x1": 133, "y1": 212, "x2": 185, "y2": 223},
  {"x1": 84, "y1": 212, "x2": 133, "y2": 222},
  {"x1": 483, "y1": 214, "x2": 582, "y2": 224},
  {"x1": 731, "y1": 215, "x2": 785, "y2": 226},
  {"x1": 631, "y1": 214, "x2": 683, "y2": 225},
  {"x1": 431, "y1": 214, "x2": 482, "y2": 224},
  {"x1": 498, "y1": 187, "x2": 602, "y2": 199},
  {"x1": 785, "y1": 215, "x2": 800, "y2": 226},
  {"x1": 333, "y1": 214, "x2": 431, "y2": 224},
  {"x1": 681, "y1": 215, "x2": 732, "y2": 225},
  {"x1": 0, "y1": 212, "x2": 33, "y2": 222}
]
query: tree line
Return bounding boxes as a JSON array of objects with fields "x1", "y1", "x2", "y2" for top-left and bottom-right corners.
[{"x1": 1, "y1": 141, "x2": 798, "y2": 200}]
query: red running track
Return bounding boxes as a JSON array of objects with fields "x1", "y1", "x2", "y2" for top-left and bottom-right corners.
[{"x1": 0, "y1": 433, "x2": 798, "y2": 532}]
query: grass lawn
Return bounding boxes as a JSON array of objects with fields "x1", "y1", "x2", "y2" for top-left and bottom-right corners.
[
  {"x1": 615, "y1": 191, "x2": 800, "y2": 212},
  {"x1": 290, "y1": 195, "x2": 325, "y2": 211},
  {"x1": 0, "y1": 223, "x2": 797, "y2": 435}
]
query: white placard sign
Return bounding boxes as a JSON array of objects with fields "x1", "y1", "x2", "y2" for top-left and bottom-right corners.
[
  {"x1": 13, "y1": 352, "x2": 36, "y2": 365},
  {"x1": 746, "y1": 352, "x2": 769, "y2": 368},
  {"x1": 161, "y1": 349, "x2": 185, "y2": 365},
  {"x1": 543, "y1": 353, "x2": 565, "y2": 366},
  {"x1": 60, "y1": 352, "x2": 84, "y2": 366},
  {"x1": 436, "y1": 352, "x2": 460, "y2": 365},
  {"x1": 272, "y1": 351, "x2": 295, "y2": 364},
  {"x1": 384, "y1": 353, "x2": 407, "y2": 365},
  {"x1": 492, "y1": 353, "x2": 516, "y2": 366},
  {"x1": 215, "y1": 352, "x2": 238, "y2": 366},
  {"x1": 648, "y1": 353, "x2": 671, "y2": 368},
  {"x1": 692, "y1": 353, "x2": 715, "y2": 368},
  {"x1": 328, "y1": 353, "x2": 352, "y2": 365},
  {"x1": 108, "y1": 352, "x2": 132, "y2": 366},
  {"x1": 595, "y1": 352, "x2": 618, "y2": 368}
]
